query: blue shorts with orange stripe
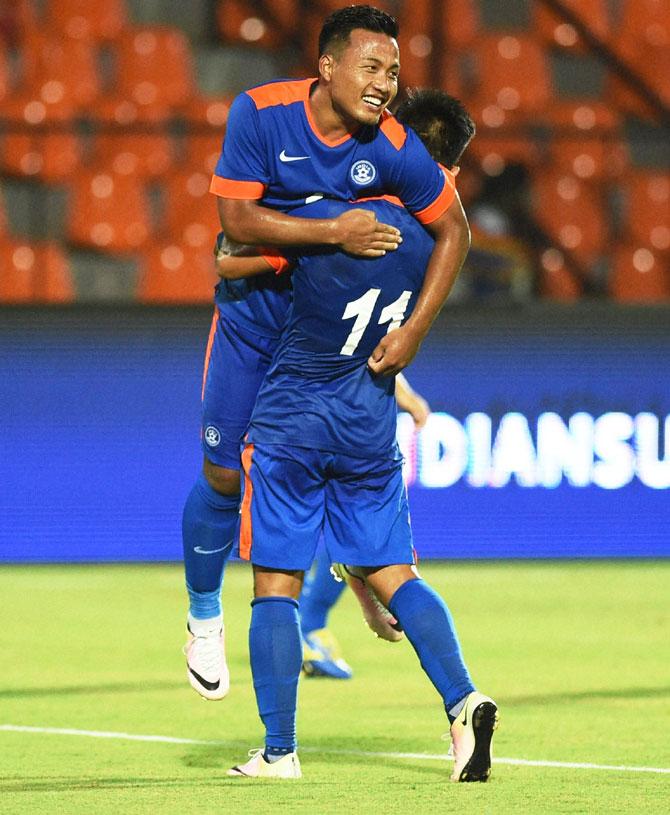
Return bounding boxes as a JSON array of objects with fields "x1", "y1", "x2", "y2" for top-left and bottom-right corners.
[
  {"x1": 240, "y1": 442, "x2": 414, "y2": 571},
  {"x1": 200, "y1": 310, "x2": 279, "y2": 469}
]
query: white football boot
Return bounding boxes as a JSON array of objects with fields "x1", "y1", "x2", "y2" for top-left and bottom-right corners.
[
  {"x1": 449, "y1": 691, "x2": 499, "y2": 782},
  {"x1": 227, "y1": 749, "x2": 302, "y2": 779},
  {"x1": 183, "y1": 623, "x2": 230, "y2": 701}
]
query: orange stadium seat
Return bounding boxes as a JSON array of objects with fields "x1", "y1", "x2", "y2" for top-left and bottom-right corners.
[
  {"x1": 91, "y1": 130, "x2": 174, "y2": 179},
  {"x1": 621, "y1": 172, "x2": 670, "y2": 253},
  {"x1": 442, "y1": 0, "x2": 480, "y2": 50},
  {"x1": 0, "y1": 41, "x2": 10, "y2": 103},
  {"x1": 0, "y1": 239, "x2": 74, "y2": 303},
  {"x1": 537, "y1": 247, "x2": 583, "y2": 301},
  {"x1": 548, "y1": 136, "x2": 628, "y2": 182},
  {"x1": 89, "y1": 94, "x2": 170, "y2": 130},
  {"x1": 1, "y1": 93, "x2": 80, "y2": 181},
  {"x1": 44, "y1": 0, "x2": 127, "y2": 42},
  {"x1": 543, "y1": 99, "x2": 621, "y2": 132},
  {"x1": 469, "y1": 135, "x2": 541, "y2": 176},
  {"x1": 534, "y1": 0, "x2": 611, "y2": 51},
  {"x1": 136, "y1": 243, "x2": 217, "y2": 303},
  {"x1": 609, "y1": 244, "x2": 669, "y2": 302},
  {"x1": 217, "y1": 0, "x2": 297, "y2": 49},
  {"x1": 468, "y1": 34, "x2": 554, "y2": 121},
  {"x1": 67, "y1": 169, "x2": 152, "y2": 254},
  {"x1": 115, "y1": 26, "x2": 195, "y2": 111},
  {"x1": 18, "y1": 32, "x2": 101, "y2": 109},
  {"x1": 615, "y1": 0, "x2": 670, "y2": 50},
  {"x1": 162, "y1": 169, "x2": 220, "y2": 250},
  {"x1": 531, "y1": 171, "x2": 609, "y2": 265},
  {"x1": 181, "y1": 95, "x2": 230, "y2": 173},
  {"x1": 0, "y1": 0, "x2": 38, "y2": 45},
  {"x1": 607, "y1": 40, "x2": 670, "y2": 118},
  {"x1": 397, "y1": 0, "x2": 433, "y2": 89}
]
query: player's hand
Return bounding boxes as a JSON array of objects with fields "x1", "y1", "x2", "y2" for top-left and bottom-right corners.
[
  {"x1": 333, "y1": 209, "x2": 402, "y2": 257},
  {"x1": 368, "y1": 325, "x2": 422, "y2": 377}
]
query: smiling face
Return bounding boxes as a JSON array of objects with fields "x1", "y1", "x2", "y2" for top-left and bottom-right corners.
[{"x1": 320, "y1": 28, "x2": 400, "y2": 129}]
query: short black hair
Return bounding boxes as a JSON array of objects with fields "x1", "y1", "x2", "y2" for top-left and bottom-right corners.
[
  {"x1": 395, "y1": 89, "x2": 476, "y2": 168},
  {"x1": 318, "y1": 5, "x2": 399, "y2": 59}
]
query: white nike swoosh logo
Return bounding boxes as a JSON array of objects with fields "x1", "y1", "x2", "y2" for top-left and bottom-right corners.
[
  {"x1": 280, "y1": 150, "x2": 310, "y2": 162},
  {"x1": 194, "y1": 543, "x2": 232, "y2": 555}
]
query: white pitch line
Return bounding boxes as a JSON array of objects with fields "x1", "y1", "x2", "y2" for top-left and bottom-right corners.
[{"x1": 1, "y1": 724, "x2": 669, "y2": 776}]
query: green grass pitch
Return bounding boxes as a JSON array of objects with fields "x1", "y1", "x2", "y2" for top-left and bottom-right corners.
[{"x1": 1, "y1": 561, "x2": 669, "y2": 814}]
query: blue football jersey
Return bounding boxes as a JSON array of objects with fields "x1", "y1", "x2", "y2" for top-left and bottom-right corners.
[
  {"x1": 210, "y1": 77, "x2": 455, "y2": 336},
  {"x1": 246, "y1": 197, "x2": 435, "y2": 459}
]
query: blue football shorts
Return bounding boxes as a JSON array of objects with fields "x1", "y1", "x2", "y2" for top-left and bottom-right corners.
[
  {"x1": 200, "y1": 309, "x2": 279, "y2": 469},
  {"x1": 239, "y1": 441, "x2": 414, "y2": 570}
]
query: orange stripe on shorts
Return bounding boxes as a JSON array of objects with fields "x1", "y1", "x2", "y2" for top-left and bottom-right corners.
[
  {"x1": 239, "y1": 442, "x2": 255, "y2": 561},
  {"x1": 201, "y1": 308, "x2": 219, "y2": 401}
]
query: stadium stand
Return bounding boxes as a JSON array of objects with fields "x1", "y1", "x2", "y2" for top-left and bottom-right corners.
[
  {"x1": 136, "y1": 242, "x2": 215, "y2": 303},
  {"x1": 66, "y1": 169, "x2": 152, "y2": 254},
  {"x1": 609, "y1": 244, "x2": 670, "y2": 302},
  {"x1": 0, "y1": 0, "x2": 667, "y2": 303},
  {"x1": 162, "y1": 169, "x2": 221, "y2": 250},
  {"x1": 0, "y1": 239, "x2": 74, "y2": 303},
  {"x1": 533, "y1": 0, "x2": 611, "y2": 53},
  {"x1": 621, "y1": 171, "x2": 670, "y2": 253},
  {"x1": 43, "y1": 0, "x2": 128, "y2": 42}
]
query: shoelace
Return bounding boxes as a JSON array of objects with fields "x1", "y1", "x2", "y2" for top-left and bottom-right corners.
[
  {"x1": 187, "y1": 633, "x2": 222, "y2": 675},
  {"x1": 440, "y1": 733, "x2": 455, "y2": 757}
]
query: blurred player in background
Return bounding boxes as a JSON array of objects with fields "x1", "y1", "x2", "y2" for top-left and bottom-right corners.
[
  {"x1": 224, "y1": 88, "x2": 498, "y2": 783},
  {"x1": 182, "y1": 5, "x2": 468, "y2": 700}
]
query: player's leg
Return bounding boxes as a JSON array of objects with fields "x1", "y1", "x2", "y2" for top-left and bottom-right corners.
[
  {"x1": 326, "y1": 454, "x2": 498, "y2": 782},
  {"x1": 182, "y1": 310, "x2": 276, "y2": 700},
  {"x1": 181, "y1": 460, "x2": 238, "y2": 700},
  {"x1": 367, "y1": 564, "x2": 498, "y2": 782},
  {"x1": 300, "y1": 543, "x2": 351, "y2": 679},
  {"x1": 228, "y1": 442, "x2": 324, "y2": 779}
]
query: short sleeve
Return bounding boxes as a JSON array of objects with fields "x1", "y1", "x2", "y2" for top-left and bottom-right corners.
[
  {"x1": 210, "y1": 92, "x2": 268, "y2": 199},
  {"x1": 387, "y1": 127, "x2": 456, "y2": 225}
]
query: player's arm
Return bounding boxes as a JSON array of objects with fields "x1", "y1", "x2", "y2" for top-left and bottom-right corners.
[
  {"x1": 368, "y1": 191, "x2": 470, "y2": 377},
  {"x1": 215, "y1": 241, "x2": 291, "y2": 280},
  {"x1": 216, "y1": 255, "x2": 276, "y2": 279},
  {"x1": 214, "y1": 232, "x2": 292, "y2": 280},
  {"x1": 395, "y1": 373, "x2": 431, "y2": 430},
  {"x1": 214, "y1": 91, "x2": 402, "y2": 258},
  {"x1": 217, "y1": 199, "x2": 402, "y2": 258}
]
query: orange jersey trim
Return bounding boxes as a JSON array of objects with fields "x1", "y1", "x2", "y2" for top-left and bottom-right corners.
[
  {"x1": 239, "y1": 442, "x2": 255, "y2": 561},
  {"x1": 354, "y1": 193, "x2": 404, "y2": 208},
  {"x1": 201, "y1": 308, "x2": 219, "y2": 401},
  {"x1": 246, "y1": 77, "x2": 352, "y2": 147},
  {"x1": 379, "y1": 110, "x2": 407, "y2": 150},
  {"x1": 261, "y1": 251, "x2": 291, "y2": 275},
  {"x1": 414, "y1": 167, "x2": 457, "y2": 225},
  {"x1": 246, "y1": 77, "x2": 314, "y2": 110},
  {"x1": 210, "y1": 175, "x2": 265, "y2": 199}
]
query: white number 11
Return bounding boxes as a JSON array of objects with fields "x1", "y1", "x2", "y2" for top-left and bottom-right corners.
[{"x1": 339, "y1": 288, "x2": 412, "y2": 356}]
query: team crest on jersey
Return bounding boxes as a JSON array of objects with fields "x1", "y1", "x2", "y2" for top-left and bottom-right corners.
[
  {"x1": 350, "y1": 160, "x2": 377, "y2": 186},
  {"x1": 204, "y1": 425, "x2": 221, "y2": 447}
]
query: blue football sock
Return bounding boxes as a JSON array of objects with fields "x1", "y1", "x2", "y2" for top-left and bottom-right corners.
[
  {"x1": 249, "y1": 596, "x2": 302, "y2": 755},
  {"x1": 299, "y1": 546, "x2": 346, "y2": 635},
  {"x1": 389, "y1": 578, "x2": 475, "y2": 712},
  {"x1": 182, "y1": 472, "x2": 238, "y2": 620}
]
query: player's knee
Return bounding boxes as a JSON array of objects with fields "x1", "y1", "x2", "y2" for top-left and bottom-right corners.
[
  {"x1": 253, "y1": 566, "x2": 304, "y2": 600},
  {"x1": 365, "y1": 564, "x2": 417, "y2": 608},
  {"x1": 203, "y1": 459, "x2": 240, "y2": 496}
]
